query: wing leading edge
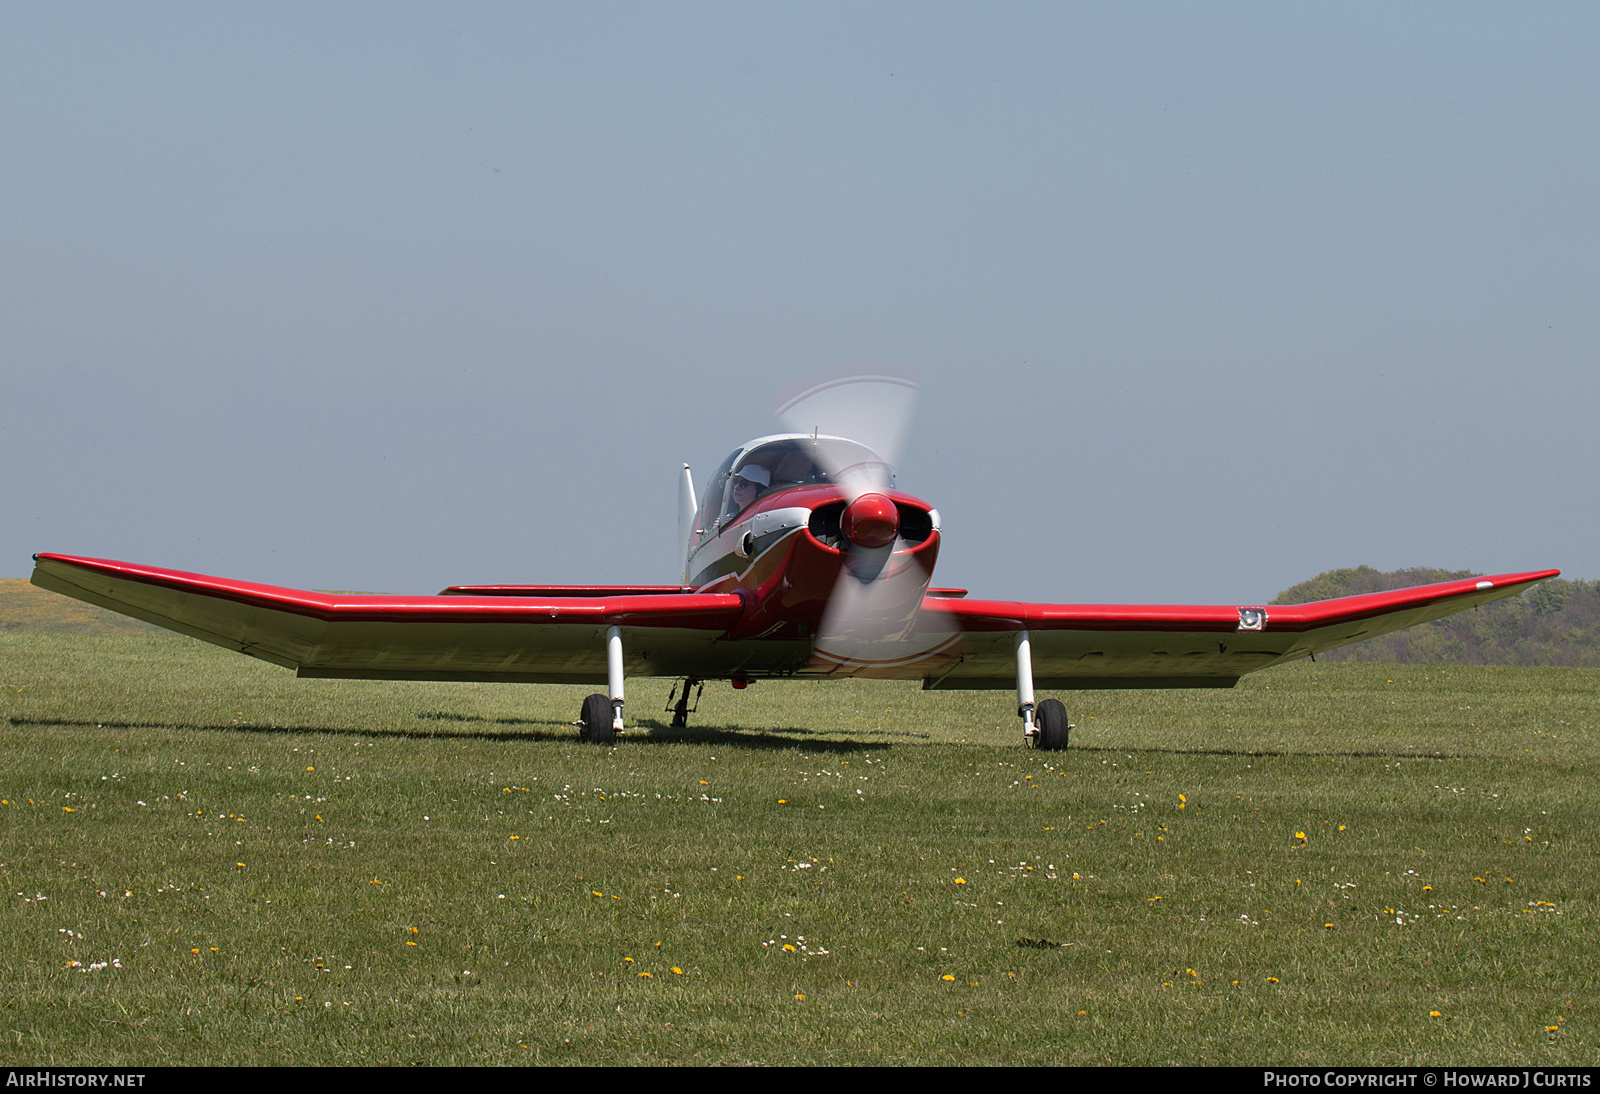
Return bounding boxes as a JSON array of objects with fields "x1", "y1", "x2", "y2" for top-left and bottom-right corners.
[
  {"x1": 29, "y1": 553, "x2": 745, "y2": 684},
  {"x1": 916, "y1": 569, "x2": 1561, "y2": 690}
]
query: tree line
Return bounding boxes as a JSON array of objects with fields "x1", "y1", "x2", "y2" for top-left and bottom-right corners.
[{"x1": 1272, "y1": 566, "x2": 1600, "y2": 666}]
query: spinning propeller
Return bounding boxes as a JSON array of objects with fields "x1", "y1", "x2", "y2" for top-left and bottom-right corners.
[{"x1": 773, "y1": 368, "x2": 936, "y2": 668}]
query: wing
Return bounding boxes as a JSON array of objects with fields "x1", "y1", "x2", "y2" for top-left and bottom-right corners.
[
  {"x1": 915, "y1": 569, "x2": 1561, "y2": 690},
  {"x1": 29, "y1": 554, "x2": 744, "y2": 684}
]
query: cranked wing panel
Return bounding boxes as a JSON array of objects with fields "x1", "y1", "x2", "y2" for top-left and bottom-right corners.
[
  {"x1": 916, "y1": 569, "x2": 1560, "y2": 690},
  {"x1": 31, "y1": 553, "x2": 324, "y2": 669},
  {"x1": 30, "y1": 554, "x2": 745, "y2": 684}
]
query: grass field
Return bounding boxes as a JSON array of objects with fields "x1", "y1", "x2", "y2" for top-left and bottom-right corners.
[{"x1": 2, "y1": 630, "x2": 1596, "y2": 1065}]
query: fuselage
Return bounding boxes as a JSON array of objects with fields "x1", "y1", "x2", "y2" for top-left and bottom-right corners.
[{"x1": 681, "y1": 434, "x2": 944, "y2": 660}]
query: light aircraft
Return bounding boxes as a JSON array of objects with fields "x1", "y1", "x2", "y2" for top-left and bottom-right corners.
[{"x1": 30, "y1": 373, "x2": 1557, "y2": 750}]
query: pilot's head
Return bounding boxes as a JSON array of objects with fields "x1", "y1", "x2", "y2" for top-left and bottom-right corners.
[{"x1": 729, "y1": 465, "x2": 771, "y2": 510}]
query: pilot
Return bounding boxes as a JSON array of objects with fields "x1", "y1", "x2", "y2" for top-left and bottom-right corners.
[{"x1": 726, "y1": 465, "x2": 771, "y2": 518}]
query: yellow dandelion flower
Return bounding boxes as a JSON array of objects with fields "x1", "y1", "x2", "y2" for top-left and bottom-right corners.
[
  {"x1": 794, "y1": 993, "x2": 805, "y2": 1000},
  {"x1": 638, "y1": 972, "x2": 651, "y2": 978},
  {"x1": 1267, "y1": 977, "x2": 1279, "y2": 983},
  {"x1": 941, "y1": 974, "x2": 955, "y2": 981},
  {"x1": 783, "y1": 944, "x2": 795, "y2": 952},
  {"x1": 672, "y1": 967, "x2": 683, "y2": 975},
  {"x1": 1431, "y1": 1011, "x2": 1442, "y2": 1017},
  {"x1": 954, "y1": 878, "x2": 966, "y2": 884}
]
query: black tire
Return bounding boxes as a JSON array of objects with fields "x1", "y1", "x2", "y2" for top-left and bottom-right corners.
[
  {"x1": 1036, "y1": 698, "x2": 1070, "y2": 751},
  {"x1": 580, "y1": 693, "x2": 615, "y2": 744}
]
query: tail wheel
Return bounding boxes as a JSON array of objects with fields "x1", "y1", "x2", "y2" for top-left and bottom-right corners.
[
  {"x1": 579, "y1": 693, "x2": 615, "y2": 744},
  {"x1": 1036, "y1": 698, "x2": 1070, "y2": 751}
]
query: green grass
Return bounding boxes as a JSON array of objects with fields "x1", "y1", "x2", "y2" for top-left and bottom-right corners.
[{"x1": 3, "y1": 632, "x2": 1596, "y2": 1064}]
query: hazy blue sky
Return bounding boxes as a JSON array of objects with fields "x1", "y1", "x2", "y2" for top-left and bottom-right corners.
[{"x1": 4, "y1": 3, "x2": 1595, "y2": 603}]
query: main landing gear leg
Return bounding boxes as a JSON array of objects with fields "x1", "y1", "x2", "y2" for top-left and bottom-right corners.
[
  {"x1": 578, "y1": 625, "x2": 626, "y2": 744},
  {"x1": 1015, "y1": 630, "x2": 1074, "y2": 750},
  {"x1": 1015, "y1": 629, "x2": 1037, "y2": 743},
  {"x1": 606, "y1": 625, "x2": 625, "y2": 734}
]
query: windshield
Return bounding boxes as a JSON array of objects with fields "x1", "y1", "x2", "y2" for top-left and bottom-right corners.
[{"x1": 715, "y1": 437, "x2": 892, "y2": 524}]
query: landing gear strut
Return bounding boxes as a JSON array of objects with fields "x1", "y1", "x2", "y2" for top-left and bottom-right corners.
[
  {"x1": 1015, "y1": 629, "x2": 1037, "y2": 742},
  {"x1": 1016, "y1": 628, "x2": 1073, "y2": 750},
  {"x1": 667, "y1": 678, "x2": 703, "y2": 728},
  {"x1": 579, "y1": 625, "x2": 627, "y2": 744}
]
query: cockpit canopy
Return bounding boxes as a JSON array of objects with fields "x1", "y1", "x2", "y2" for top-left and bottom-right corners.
[{"x1": 695, "y1": 434, "x2": 895, "y2": 530}]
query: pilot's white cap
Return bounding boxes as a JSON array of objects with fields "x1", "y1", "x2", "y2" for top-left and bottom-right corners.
[{"x1": 734, "y1": 465, "x2": 771, "y2": 487}]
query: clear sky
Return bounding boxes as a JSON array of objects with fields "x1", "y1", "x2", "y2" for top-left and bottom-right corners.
[{"x1": 4, "y1": 3, "x2": 1594, "y2": 604}]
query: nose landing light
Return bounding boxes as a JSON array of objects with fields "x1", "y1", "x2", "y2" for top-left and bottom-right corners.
[{"x1": 841, "y1": 493, "x2": 900, "y2": 548}]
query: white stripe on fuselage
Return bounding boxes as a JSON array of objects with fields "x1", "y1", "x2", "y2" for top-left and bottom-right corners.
[{"x1": 687, "y1": 506, "x2": 813, "y2": 589}]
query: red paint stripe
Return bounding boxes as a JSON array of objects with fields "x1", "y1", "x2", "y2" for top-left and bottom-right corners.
[
  {"x1": 441, "y1": 585, "x2": 687, "y2": 596},
  {"x1": 917, "y1": 570, "x2": 1561, "y2": 633},
  {"x1": 34, "y1": 554, "x2": 746, "y2": 630}
]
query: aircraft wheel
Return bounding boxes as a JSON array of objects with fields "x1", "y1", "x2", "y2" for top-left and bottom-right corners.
[
  {"x1": 1036, "y1": 699, "x2": 1070, "y2": 751},
  {"x1": 579, "y1": 693, "x2": 615, "y2": 744}
]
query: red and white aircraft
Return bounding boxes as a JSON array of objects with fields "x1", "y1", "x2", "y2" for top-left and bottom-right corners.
[{"x1": 29, "y1": 375, "x2": 1557, "y2": 750}]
